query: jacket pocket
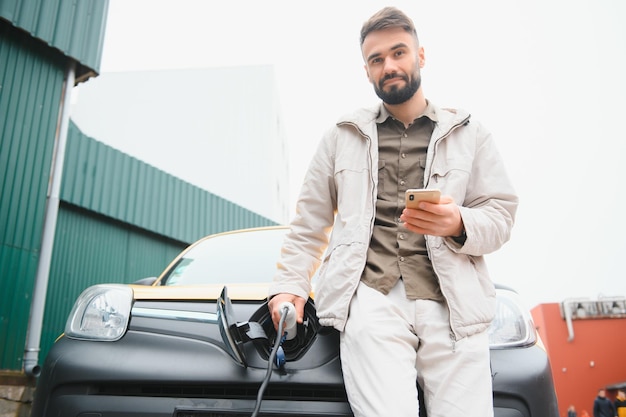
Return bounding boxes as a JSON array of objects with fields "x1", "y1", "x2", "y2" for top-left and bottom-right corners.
[
  {"x1": 431, "y1": 157, "x2": 472, "y2": 178},
  {"x1": 315, "y1": 242, "x2": 367, "y2": 325},
  {"x1": 432, "y1": 245, "x2": 496, "y2": 337},
  {"x1": 430, "y1": 158, "x2": 472, "y2": 198}
]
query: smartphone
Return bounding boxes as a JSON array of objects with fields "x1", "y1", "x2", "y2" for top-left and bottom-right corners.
[{"x1": 405, "y1": 189, "x2": 441, "y2": 209}]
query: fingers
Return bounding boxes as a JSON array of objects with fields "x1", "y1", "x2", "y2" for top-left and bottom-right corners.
[
  {"x1": 268, "y1": 293, "x2": 307, "y2": 329},
  {"x1": 400, "y1": 195, "x2": 462, "y2": 236},
  {"x1": 292, "y1": 297, "x2": 307, "y2": 323},
  {"x1": 439, "y1": 195, "x2": 454, "y2": 204},
  {"x1": 404, "y1": 195, "x2": 453, "y2": 215}
]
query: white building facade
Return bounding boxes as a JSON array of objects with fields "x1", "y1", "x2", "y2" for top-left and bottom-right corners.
[{"x1": 70, "y1": 65, "x2": 290, "y2": 223}]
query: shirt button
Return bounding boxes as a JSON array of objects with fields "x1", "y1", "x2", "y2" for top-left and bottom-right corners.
[
  {"x1": 399, "y1": 234, "x2": 405, "y2": 240},
  {"x1": 400, "y1": 180, "x2": 406, "y2": 186},
  {"x1": 403, "y1": 133, "x2": 408, "y2": 138},
  {"x1": 399, "y1": 256, "x2": 405, "y2": 262},
  {"x1": 401, "y1": 153, "x2": 407, "y2": 159}
]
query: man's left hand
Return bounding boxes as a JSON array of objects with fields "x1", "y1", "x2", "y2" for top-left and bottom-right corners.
[{"x1": 400, "y1": 195, "x2": 464, "y2": 237}]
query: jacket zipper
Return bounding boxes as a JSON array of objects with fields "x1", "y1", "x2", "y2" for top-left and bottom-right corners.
[
  {"x1": 425, "y1": 114, "x2": 471, "y2": 343},
  {"x1": 426, "y1": 115, "x2": 470, "y2": 186}
]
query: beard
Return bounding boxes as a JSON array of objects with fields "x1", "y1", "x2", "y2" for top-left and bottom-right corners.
[{"x1": 373, "y1": 71, "x2": 421, "y2": 105}]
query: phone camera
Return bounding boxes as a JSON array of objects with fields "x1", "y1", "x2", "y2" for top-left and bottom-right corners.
[{"x1": 409, "y1": 194, "x2": 415, "y2": 201}]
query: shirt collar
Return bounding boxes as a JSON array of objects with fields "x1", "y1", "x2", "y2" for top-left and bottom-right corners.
[{"x1": 375, "y1": 100, "x2": 438, "y2": 125}]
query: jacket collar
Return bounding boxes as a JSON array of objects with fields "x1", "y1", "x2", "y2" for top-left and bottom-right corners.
[{"x1": 337, "y1": 101, "x2": 471, "y2": 139}]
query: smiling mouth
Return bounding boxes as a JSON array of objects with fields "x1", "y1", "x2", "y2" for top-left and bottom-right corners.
[
  {"x1": 386, "y1": 78, "x2": 403, "y2": 85},
  {"x1": 381, "y1": 75, "x2": 405, "y2": 88},
  {"x1": 382, "y1": 81, "x2": 403, "y2": 92}
]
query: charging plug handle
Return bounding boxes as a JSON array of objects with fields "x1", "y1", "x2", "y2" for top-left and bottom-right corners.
[{"x1": 279, "y1": 302, "x2": 297, "y2": 340}]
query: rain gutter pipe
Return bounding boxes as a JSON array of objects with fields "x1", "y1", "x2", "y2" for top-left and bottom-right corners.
[{"x1": 23, "y1": 61, "x2": 76, "y2": 376}]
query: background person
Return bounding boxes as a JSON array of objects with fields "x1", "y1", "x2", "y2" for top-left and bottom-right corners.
[
  {"x1": 593, "y1": 388, "x2": 616, "y2": 417},
  {"x1": 615, "y1": 390, "x2": 626, "y2": 417},
  {"x1": 269, "y1": 6, "x2": 518, "y2": 417}
]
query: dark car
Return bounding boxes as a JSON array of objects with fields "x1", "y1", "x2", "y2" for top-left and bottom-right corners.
[{"x1": 31, "y1": 226, "x2": 559, "y2": 417}]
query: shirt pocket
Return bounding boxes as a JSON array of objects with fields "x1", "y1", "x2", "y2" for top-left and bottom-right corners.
[{"x1": 414, "y1": 156, "x2": 427, "y2": 187}]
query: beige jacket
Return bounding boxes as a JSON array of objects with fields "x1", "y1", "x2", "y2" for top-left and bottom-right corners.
[{"x1": 269, "y1": 103, "x2": 518, "y2": 340}]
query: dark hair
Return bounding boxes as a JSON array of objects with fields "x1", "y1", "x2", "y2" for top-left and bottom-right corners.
[{"x1": 360, "y1": 7, "x2": 418, "y2": 46}]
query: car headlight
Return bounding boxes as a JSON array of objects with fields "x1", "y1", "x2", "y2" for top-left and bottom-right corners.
[
  {"x1": 65, "y1": 284, "x2": 133, "y2": 341},
  {"x1": 489, "y1": 288, "x2": 537, "y2": 349}
]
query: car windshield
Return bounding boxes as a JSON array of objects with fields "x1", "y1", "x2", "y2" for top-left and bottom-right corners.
[{"x1": 160, "y1": 228, "x2": 287, "y2": 286}]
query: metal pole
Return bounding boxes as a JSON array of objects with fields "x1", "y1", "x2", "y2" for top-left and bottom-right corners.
[{"x1": 23, "y1": 61, "x2": 76, "y2": 376}]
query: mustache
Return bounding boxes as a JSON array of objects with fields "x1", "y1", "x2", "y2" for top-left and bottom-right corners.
[{"x1": 379, "y1": 73, "x2": 408, "y2": 88}]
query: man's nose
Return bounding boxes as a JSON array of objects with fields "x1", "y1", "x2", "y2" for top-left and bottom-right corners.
[{"x1": 382, "y1": 58, "x2": 399, "y2": 76}]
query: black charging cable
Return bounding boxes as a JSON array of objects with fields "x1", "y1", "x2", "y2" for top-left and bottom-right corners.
[{"x1": 250, "y1": 305, "x2": 289, "y2": 417}]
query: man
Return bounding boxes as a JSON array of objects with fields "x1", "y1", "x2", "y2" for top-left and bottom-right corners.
[
  {"x1": 268, "y1": 6, "x2": 518, "y2": 417},
  {"x1": 594, "y1": 388, "x2": 616, "y2": 417},
  {"x1": 615, "y1": 390, "x2": 626, "y2": 417}
]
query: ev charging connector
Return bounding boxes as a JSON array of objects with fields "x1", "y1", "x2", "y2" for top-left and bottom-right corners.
[{"x1": 278, "y1": 302, "x2": 297, "y2": 340}]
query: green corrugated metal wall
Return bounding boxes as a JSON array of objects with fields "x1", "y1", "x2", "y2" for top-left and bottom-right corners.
[
  {"x1": 1, "y1": 0, "x2": 109, "y2": 374},
  {"x1": 0, "y1": 20, "x2": 66, "y2": 371},
  {"x1": 0, "y1": 0, "x2": 109, "y2": 82},
  {"x1": 63, "y1": 122, "x2": 275, "y2": 243}
]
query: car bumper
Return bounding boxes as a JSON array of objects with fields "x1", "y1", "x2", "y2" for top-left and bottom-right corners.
[
  {"x1": 491, "y1": 345, "x2": 559, "y2": 417},
  {"x1": 32, "y1": 329, "x2": 557, "y2": 417},
  {"x1": 31, "y1": 329, "x2": 351, "y2": 417}
]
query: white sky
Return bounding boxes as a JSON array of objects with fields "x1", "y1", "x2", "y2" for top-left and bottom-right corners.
[{"x1": 94, "y1": 0, "x2": 626, "y2": 308}]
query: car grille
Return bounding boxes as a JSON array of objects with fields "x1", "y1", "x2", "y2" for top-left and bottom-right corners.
[
  {"x1": 174, "y1": 413, "x2": 344, "y2": 417},
  {"x1": 174, "y1": 412, "x2": 345, "y2": 417},
  {"x1": 95, "y1": 383, "x2": 349, "y2": 403}
]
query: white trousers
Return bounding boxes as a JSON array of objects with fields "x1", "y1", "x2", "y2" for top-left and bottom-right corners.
[{"x1": 340, "y1": 281, "x2": 493, "y2": 417}]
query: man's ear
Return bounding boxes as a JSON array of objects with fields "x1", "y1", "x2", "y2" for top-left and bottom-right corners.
[{"x1": 418, "y1": 46, "x2": 425, "y2": 68}]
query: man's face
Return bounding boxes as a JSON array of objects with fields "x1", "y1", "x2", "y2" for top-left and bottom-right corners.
[{"x1": 362, "y1": 27, "x2": 424, "y2": 105}]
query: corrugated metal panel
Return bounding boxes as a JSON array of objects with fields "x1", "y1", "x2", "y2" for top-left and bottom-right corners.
[
  {"x1": 39, "y1": 203, "x2": 187, "y2": 363},
  {"x1": 62, "y1": 122, "x2": 277, "y2": 244},
  {"x1": 0, "y1": 22, "x2": 65, "y2": 370},
  {"x1": 0, "y1": 245, "x2": 38, "y2": 370},
  {"x1": 0, "y1": 0, "x2": 109, "y2": 82}
]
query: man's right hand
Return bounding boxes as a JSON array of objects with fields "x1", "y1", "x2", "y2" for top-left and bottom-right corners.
[{"x1": 268, "y1": 293, "x2": 307, "y2": 331}]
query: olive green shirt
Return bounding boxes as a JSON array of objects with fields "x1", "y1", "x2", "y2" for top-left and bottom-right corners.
[{"x1": 361, "y1": 102, "x2": 444, "y2": 301}]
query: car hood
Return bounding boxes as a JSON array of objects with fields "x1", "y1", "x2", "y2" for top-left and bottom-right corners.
[{"x1": 129, "y1": 283, "x2": 272, "y2": 301}]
